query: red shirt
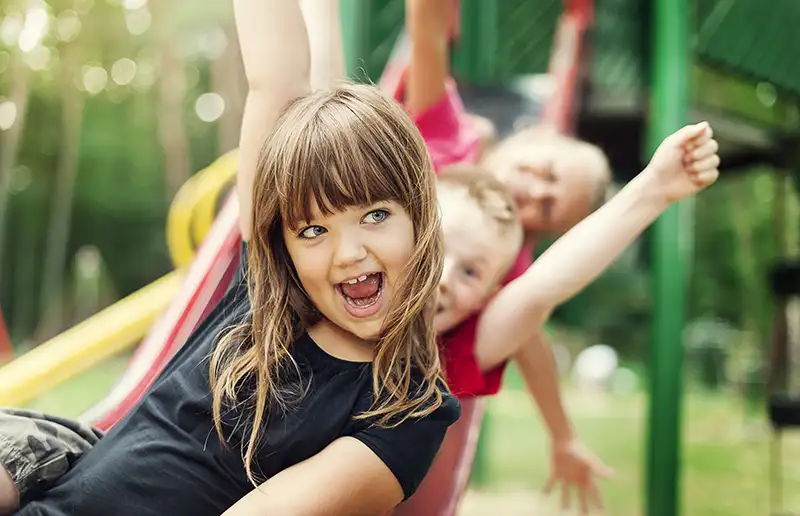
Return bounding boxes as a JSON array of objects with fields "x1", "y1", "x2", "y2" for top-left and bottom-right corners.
[
  {"x1": 391, "y1": 75, "x2": 481, "y2": 172},
  {"x1": 438, "y1": 244, "x2": 533, "y2": 397}
]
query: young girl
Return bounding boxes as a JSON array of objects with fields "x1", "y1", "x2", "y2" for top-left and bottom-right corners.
[{"x1": 1, "y1": 1, "x2": 459, "y2": 514}]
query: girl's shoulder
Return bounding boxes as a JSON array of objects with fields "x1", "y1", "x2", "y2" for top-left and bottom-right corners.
[{"x1": 347, "y1": 386, "x2": 460, "y2": 500}]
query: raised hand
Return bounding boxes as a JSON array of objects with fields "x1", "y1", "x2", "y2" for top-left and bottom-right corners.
[
  {"x1": 543, "y1": 439, "x2": 614, "y2": 515},
  {"x1": 644, "y1": 121, "x2": 720, "y2": 205}
]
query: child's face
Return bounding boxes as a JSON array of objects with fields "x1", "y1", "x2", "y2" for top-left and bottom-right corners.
[
  {"x1": 434, "y1": 185, "x2": 520, "y2": 334},
  {"x1": 283, "y1": 200, "x2": 415, "y2": 342},
  {"x1": 491, "y1": 144, "x2": 596, "y2": 235}
]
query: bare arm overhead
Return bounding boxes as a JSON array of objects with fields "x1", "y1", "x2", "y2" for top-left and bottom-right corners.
[
  {"x1": 300, "y1": 0, "x2": 346, "y2": 91},
  {"x1": 405, "y1": 0, "x2": 455, "y2": 116},
  {"x1": 234, "y1": 0, "x2": 312, "y2": 240},
  {"x1": 221, "y1": 437, "x2": 404, "y2": 516},
  {"x1": 474, "y1": 122, "x2": 720, "y2": 370}
]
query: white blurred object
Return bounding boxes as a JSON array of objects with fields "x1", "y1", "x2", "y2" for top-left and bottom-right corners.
[
  {"x1": 610, "y1": 367, "x2": 639, "y2": 395},
  {"x1": 195, "y1": 93, "x2": 225, "y2": 122},
  {"x1": 573, "y1": 344, "x2": 619, "y2": 393}
]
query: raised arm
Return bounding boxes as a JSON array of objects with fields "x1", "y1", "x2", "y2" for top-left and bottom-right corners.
[
  {"x1": 405, "y1": 0, "x2": 455, "y2": 115},
  {"x1": 235, "y1": 0, "x2": 311, "y2": 240},
  {"x1": 300, "y1": 0, "x2": 346, "y2": 91},
  {"x1": 475, "y1": 122, "x2": 720, "y2": 370}
]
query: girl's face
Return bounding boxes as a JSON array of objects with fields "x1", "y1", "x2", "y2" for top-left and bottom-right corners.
[{"x1": 283, "y1": 200, "x2": 415, "y2": 342}]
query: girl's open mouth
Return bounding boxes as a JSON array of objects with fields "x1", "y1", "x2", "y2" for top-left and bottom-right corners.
[{"x1": 336, "y1": 272, "x2": 385, "y2": 318}]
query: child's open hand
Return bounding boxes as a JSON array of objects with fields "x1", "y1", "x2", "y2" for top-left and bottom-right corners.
[
  {"x1": 544, "y1": 438, "x2": 614, "y2": 515},
  {"x1": 645, "y1": 121, "x2": 720, "y2": 204}
]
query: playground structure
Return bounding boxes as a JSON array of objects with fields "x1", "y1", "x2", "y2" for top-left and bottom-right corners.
[{"x1": 1, "y1": 0, "x2": 799, "y2": 515}]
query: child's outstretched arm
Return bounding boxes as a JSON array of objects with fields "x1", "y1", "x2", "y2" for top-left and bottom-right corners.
[
  {"x1": 475, "y1": 122, "x2": 720, "y2": 369},
  {"x1": 473, "y1": 123, "x2": 717, "y2": 513},
  {"x1": 235, "y1": 0, "x2": 311, "y2": 240},
  {"x1": 405, "y1": 0, "x2": 455, "y2": 116},
  {"x1": 300, "y1": 0, "x2": 346, "y2": 90}
]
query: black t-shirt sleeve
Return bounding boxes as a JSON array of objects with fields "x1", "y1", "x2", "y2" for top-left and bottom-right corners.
[{"x1": 351, "y1": 393, "x2": 461, "y2": 500}]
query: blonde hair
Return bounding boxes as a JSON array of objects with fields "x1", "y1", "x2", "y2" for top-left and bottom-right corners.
[
  {"x1": 487, "y1": 127, "x2": 612, "y2": 209},
  {"x1": 439, "y1": 163, "x2": 520, "y2": 236},
  {"x1": 209, "y1": 83, "x2": 445, "y2": 486},
  {"x1": 438, "y1": 163, "x2": 524, "y2": 274}
]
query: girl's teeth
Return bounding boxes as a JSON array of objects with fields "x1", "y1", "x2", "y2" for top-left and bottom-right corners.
[{"x1": 343, "y1": 274, "x2": 373, "y2": 285}]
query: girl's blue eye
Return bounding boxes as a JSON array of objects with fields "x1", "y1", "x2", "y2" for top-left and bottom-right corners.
[
  {"x1": 364, "y1": 209, "x2": 390, "y2": 224},
  {"x1": 463, "y1": 267, "x2": 478, "y2": 278},
  {"x1": 299, "y1": 226, "x2": 326, "y2": 239}
]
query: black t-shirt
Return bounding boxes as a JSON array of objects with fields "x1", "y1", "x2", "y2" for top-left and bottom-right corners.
[{"x1": 19, "y1": 247, "x2": 460, "y2": 516}]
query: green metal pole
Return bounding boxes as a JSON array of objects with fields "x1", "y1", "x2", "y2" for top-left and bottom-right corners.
[
  {"x1": 340, "y1": 0, "x2": 369, "y2": 79},
  {"x1": 452, "y1": 0, "x2": 499, "y2": 84},
  {"x1": 645, "y1": 0, "x2": 689, "y2": 514}
]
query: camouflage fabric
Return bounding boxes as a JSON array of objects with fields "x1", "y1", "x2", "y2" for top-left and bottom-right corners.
[{"x1": 0, "y1": 408, "x2": 102, "y2": 499}]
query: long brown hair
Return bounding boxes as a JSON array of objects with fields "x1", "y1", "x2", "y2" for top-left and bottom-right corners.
[{"x1": 209, "y1": 83, "x2": 445, "y2": 485}]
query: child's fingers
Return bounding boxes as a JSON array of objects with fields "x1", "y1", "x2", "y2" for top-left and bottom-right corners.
[
  {"x1": 689, "y1": 168, "x2": 719, "y2": 190},
  {"x1": 691, "y1": 169, "x2": 719, "y2": 188},
  {"x1": 588, "y1": 479, "x2": 605, "y2": 510},
  {"x1": 542, "y1": 475, "x2": 557, "y2": 495},
  {"x1": 579, "y1": 489, "x2": 590, "y2": 516},
  {"x1": 688, "y1": 138, "x2": 719, "y2": 161},
  {"x1": 593, "y1": 461, "x2": 616, "y2": 478},
  {"x1": 561, "y1": 484, "x2": 572, "y2": 511},
  {"x1": 689, "y1": 153, "x2": 720, "y2": 173},
  {"x1": 677, "y1": 121, "x2": 711, "y2": 148}
]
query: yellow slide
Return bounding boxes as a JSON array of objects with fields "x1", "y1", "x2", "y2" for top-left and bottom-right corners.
[{"x1": 0, "y1": 152, "x2": 238, "y2": 407}]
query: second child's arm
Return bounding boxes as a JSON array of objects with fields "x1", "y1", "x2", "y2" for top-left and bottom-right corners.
[
  {"x1": 514, "y1": 329, "x2": 573, "y2": 443},
  {"x1": 235, "y1": 0, "x2": 312, "y2": 240},
  {"x1": 514, "y1": 329, "x2": 612, "y2": 514},
  {"x1": 475, "y1": 122, "x2": 719, "y2": 370}
]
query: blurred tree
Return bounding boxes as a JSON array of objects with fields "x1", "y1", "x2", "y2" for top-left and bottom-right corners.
[
  {"x1": 38, "y1": 0, "x2": 86, "y2": 339},
  {"x1": 0, "y1": 1, "x2": 32, "y2": 285},
  {"x1": 153, "y1": 0, "x2": 190, "y2": 199}
]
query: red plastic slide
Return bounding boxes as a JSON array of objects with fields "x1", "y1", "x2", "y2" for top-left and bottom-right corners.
[{"x1": 81, "y1": 196, "x2": 242, "y2": 430}]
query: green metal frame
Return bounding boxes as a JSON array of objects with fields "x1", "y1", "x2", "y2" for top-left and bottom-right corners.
[{"x1": 644, "y1": 0, "x2": 689, "y2": 514}]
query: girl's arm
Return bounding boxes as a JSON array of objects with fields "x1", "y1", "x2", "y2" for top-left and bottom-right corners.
[
  {"x1": 235, "y1": 0, "x2": 311, "y2": 241},
  {"x1": 222, "y1": 437, "x2": 403, "y2": 516},
  {"x1": 405, "y1": 0, "x2": 455, "y2": 116},
  {"x1": 474, "y1": 122, "x2": 720, "y2": 370},
  {"x1": 300, "y1": 0, "x2": 346, "y2": 91},
  {"x1": 222, "y1": 392, "x2": 459, "y2": 515}
]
